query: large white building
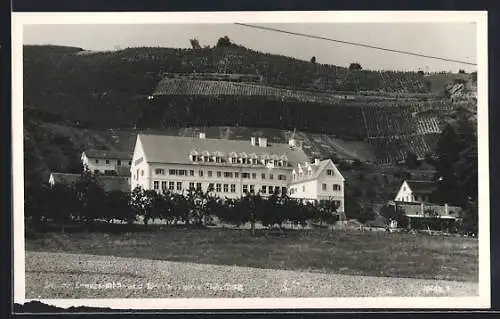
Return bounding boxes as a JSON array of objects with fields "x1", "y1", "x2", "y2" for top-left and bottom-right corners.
[{"x1": 130, "y1": 133, "x2": 345, "y2": 211}]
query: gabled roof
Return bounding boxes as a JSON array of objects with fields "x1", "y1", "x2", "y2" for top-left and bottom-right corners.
[
  {"x1": 83, "y1": 150, "x2": 132, "y2": 160},
  {"x1": 136, "y1": 134, "x2": 309, "y2": 166},
  {"x1": 405, "y1": 180, "x2": 437, "y2": 194},
  {"x1": 49, "y1": 172, "x2": 129, "y2": 192},
  {"x1": 289, "y1": 159, "x2": 344, "y2": 184}
]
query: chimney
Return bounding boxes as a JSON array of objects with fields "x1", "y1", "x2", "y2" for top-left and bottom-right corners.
[
  {"x1": 314, "y1": 158, "x2": 320, "y2": 166},
  {"x1": 258, "y1": 137, "x2": 267, "y2": 147},
  {"x1": 199, "y1": 132, "x2": 206, "y2": 139},
  {"x1": 250, "y1": 136, "x2": 256, "y2": 146}
]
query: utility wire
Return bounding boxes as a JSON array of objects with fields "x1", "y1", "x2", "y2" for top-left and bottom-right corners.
[{"x1": 235, "y1": 23, "x2": 477, "y2": 66}]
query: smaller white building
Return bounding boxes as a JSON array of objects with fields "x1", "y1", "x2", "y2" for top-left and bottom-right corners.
[
  {"x1": 81, "y1": 150, "x2": 132, "y2": 176},
  {"x1": 394, "y1": 180, "x2": 436, "y2": 203},
  {"x1": 288, "y1": 159, "x2": 345, "y2": 212}
]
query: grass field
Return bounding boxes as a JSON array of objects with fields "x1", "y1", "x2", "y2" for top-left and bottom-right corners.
[{"x1": 26, "y1": 227, "x2": 478, "y2": 283}]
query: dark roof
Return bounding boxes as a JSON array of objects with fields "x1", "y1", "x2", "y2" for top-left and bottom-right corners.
[
  {"x1": 138, "y1": 134, "x2": 309, "y2": 166},
  {"x1": 49, "y1": 173, "x2": 80, "y2": 185},
  {"x1": 96, "y1": 175, "x2": 130, "y2": 192},
  {"x1": 84, "y1": 150, "x2": 132, "y2": 160},
  {"x1": 405, "y1": 180, "x2": 437, "y2": 194},
  {"x1": 49, "y1": 172, "x2": 129, "y2": 192},
  {"x1": 396, "y1": 202, "x2": 462, "y2": 219}
]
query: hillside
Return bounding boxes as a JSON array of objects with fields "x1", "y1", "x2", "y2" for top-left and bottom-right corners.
[{"x1": 23, "y1": 44, "x2": 477, "y2": 189}]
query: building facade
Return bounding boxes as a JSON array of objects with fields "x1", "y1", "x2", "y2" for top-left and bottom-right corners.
[
  {"x1": 394, "y1": 180, "x2": 436, "y2": 203},
  {"x1": 288, "y1": 159, "x2": 345, "y2": 212},
  {"x1": 81, "y1": 150, "x2": 132, "y2": 176},
  {"x1": 130, "y1": 133, "x2": 345, "y2": 212}
]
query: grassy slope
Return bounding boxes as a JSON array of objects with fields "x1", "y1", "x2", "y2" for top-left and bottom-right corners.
[{"x1": 26, "y1": 228, "x2": 478, "y2": 282}]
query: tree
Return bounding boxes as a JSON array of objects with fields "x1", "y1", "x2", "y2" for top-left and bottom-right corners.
[
  {"x1": 190, "y1": 38, "x2": 201, "y2": 49},
  {"x1": 460, "y1": 199, "x2": 478, "y2": 236},
  {"x1": 349, "y1": 63, "x2": 362, "y2": 70},
  {"x1": 357, "y1": 206, "x2": 376, "y2": 224},
  {"x1": 310, "y1": 56, "x2": 316, "y2": 64},
  {"x1": 48, "y1": 183, "x2": 79, "y2": 232},
  {"x1": 434, "y1": 124, "x2": 463, "y2": 205},
  {"x1": 405, "y1": 152, "x2": 420, "y2": 169},
  {"x1": 106, "y1": 190, "x2": 135, "y2": 224},
  {"x1": 344, "y1": 196, "x2": 362, "y2": 220},
  {"x1": 417, "y1": 70, "x2": 425, "y2": 76},
  {"x1": 380, "y1": 204, "x2": 408, "y2": 228},
  {"x1": 74, "y1": 170, "x2": 106, "y2": 224},
  {"x1": 216, "y1": 36, "x2": 232, "y2": 47},
  {"x1": 458, "y1": 69, "x2": 466, "y2": 74}
]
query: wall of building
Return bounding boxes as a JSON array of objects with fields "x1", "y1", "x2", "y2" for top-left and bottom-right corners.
[
  {"x1": 137, "y1": 162, "x2": 291, "y2": 198},
  {"x1": 83, "y1": 154, "x2": 132, "y2": 174}
]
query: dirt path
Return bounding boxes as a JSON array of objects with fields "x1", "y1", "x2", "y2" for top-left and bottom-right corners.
[{"x1": 25, "y1": 251, "x2": 478, "y2": 299}]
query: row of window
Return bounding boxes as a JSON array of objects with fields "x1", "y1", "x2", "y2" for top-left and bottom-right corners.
[
  {"x1": 154, "y1": 168, "x2": 286, "y2": 181},
  {"x1": 289, "y1": 183, "x2": 342, "y2": 194},
  {"x1": 94, "y1": 159, "x2": 132, "y2": 166},
  {"x1": 322, "y1": 183, "x2": 342, "y2": 191},
  {"x1": 190, "y1": 155, "x2": 288, "y2": 167},
  {"x1": 152, "y1": 180, "x2": 286, "y2": 195},
  {"x1": 292, "y1": 168, "x2": 335, "y2": 180}
]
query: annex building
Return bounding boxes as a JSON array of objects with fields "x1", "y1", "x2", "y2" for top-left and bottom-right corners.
[{"x1": 131, "y1": 133, "x2": 345, "y2": 212}]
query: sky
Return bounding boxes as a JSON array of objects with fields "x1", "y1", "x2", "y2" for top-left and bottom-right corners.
[{"x1": 23, "y1": 23, "x2": 477, "y2": 72}]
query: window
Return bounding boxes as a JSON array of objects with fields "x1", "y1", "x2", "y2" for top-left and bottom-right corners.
[
  {"x1": 235, "y1": 172, "x2": 239, "y2": 178},
  {"x1": 327, "y1": 169, "x2": 334, "y2": 176},
  {"x1": 169, "y1": 182, "x2": 175, "y2": 190},
  {"x1": 281, "y1": 187, "x2": 287, "y2": 195},
  {"x1": 242, "y1": 172, "x2": 250, "y2": 179},
  {"x1": 223, "y1": 184, "x2": 229, "y2": 192},
  {"x1": 190, "y1": 170, "x2": 194, "y2": 176},
  {"x1": 141, "y1": 170, "x2": 144, "y2": 176},
  {"x1": 322, "y1": 183, "x2": 327, "y2": 191},
  {"x1": 261, "y1": 173, "x2": 266, "y2": 179},
  {"x1": 261, "y1": 185, "x2": 267, "y2": 194},
  {"x1": 242, "y1": 185, "x2": 248, "y2": 193},
  {"x1": 278, "y1": 175, "x2": 287, "y2": 181},
  {"x1": 199, "y1": 170, "x2": 204, "y2": 177},
  {"x1": 196, "y1": 183, "x2": 202, "y2": 190},
  {"x1": 217, "y1": 171, "x2": 222, "y2": 178},
  {"x1": 270, "y1": 174, "x2": 274, "y2": 180},
  {"x1": 224, "y1": 172, "x2": 233, "y2": 178},
  {"x1": 274, "y1": 186, "x2": 280, "y2": 194},
  {"x1": 169, "y1": 169, "x2": 176, "y2": 175},
  {"x1": 268, "y1": 186, "x2": 274, "y2": 194},
  {"x1": 290, "y1": 188, "x2": 295, "y2": 194},
  {"x1": 117, "y1": 160, "x2": 122, "y2": 166},
  {"x1": 136, "y1": 169, "x2": 139, "y2": 180},
  {"x1": 154, "y1": 181, "x2": 159, "y2": 190},
  {"x1": 129, "y1": 161, "x2": 132, "y2": 166},
  {"x1": 252, "y1": 173, "x2": 256, "y2": 179},
  {"x1": 302, "y1": 186, "x2": 305, "y2": 192},
  {"x1": 177, "y1": 182, "x2": 182, "y2": 191},
  {"x1": 216, "y1": 183, "x2": 222, "y2": 192},
  {"x1": 208, "y1": 171, "x2": 213, "y2": 177},
  {"x1": 189, "y1": 182, "x2": 195, "y2": 190},
  {"x1": 333, "y1": 200, "x2": 341, "y2": 209},
  {"x1": 333, "y1": 184, "x2": 342, "y2": 191},
  {"x1": 403, "y1": 186, "x2": 406, "y2": 191},
  {"x1": 161, "y1": 181, "x2": 167, "y2": 191},
  {"x1": 155, "y1": 168, "x2": 165, "y2": 175},
  {"x1": 230, "y1": 184, "x2": 236, "y2": 193},
  {"x1": 208, "y1": 183, "x2": 214, "y2": 191},
  {"x1": 106, "y1": 160, "x2": 110, "y2": 164},
  {"x1": 250, "y1": 185, "x2": 255, "y2": 193},
  {"x1": 95, "y1": 159, "x2": 99, "y2": 164},
  {"x1": 178, "y1": 170, "x2": 185, "y2": 176}
]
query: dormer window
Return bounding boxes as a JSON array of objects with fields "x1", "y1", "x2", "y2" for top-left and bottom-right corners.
[{"x1": 190, "y1": 149, "x2": 199, "y2": 162}]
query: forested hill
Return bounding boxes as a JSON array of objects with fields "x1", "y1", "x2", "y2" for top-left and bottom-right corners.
[{"x1": 23, "y1": 43, "x2": 441, "y2": 129}]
